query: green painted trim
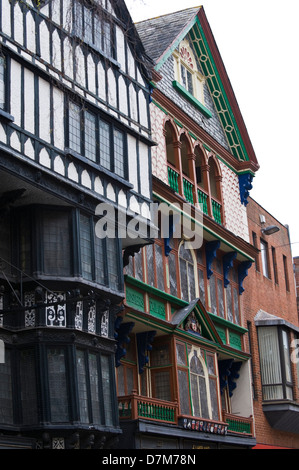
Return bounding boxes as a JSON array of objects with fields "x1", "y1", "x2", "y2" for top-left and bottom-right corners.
[
  {"x1": 172, "y1": 80, "x2": 213, "y2": 119},
  {"x1": 125, "y1": 275, "x2": 188, "y2": 307},
  {"x1": 152, "y1": 99, "x2": 168, "y2": 115},
  {"x1": 155, "y1": 16, "x2": 198, "y2": 71},
  {"x1": 173, "y1": 118, "x2": 183, "y2": 128},
  {"x1": 153, "y1": 192, "x2": 255, "y2": 262},
  {"x1": 208, "y1": 311, "x2": 248, "y2": 334},
  {"x1": 192, "y1": 18, "x2": 249, "y2": 162}
]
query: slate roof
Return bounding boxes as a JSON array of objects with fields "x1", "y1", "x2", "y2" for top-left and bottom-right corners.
[{"x1": 135, "y1": 6, "x2": 201, "y2": 63}]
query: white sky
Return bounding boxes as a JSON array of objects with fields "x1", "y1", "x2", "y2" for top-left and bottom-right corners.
[{"x1": 125, "y1": 0, "x2": 299, "y2": 258}]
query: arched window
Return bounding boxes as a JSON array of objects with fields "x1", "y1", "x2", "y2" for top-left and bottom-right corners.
[
  {"x1": 179, "y1": 242, "x2": 197, "y2": 302},
  {"x1": 189, "y1": 348, "x2": 210, "y2": 419},
  {"x1": 165, "y1": 121, "x2": 176, "y2": 168},
  {"x1": 180, "y1": 133, "x2": 190, "y2": 177}
]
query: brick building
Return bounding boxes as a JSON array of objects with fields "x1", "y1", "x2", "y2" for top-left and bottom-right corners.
[
  {"x1": 244, "y1": 197, "x2": 299, "y2": 448},
  {"x1": 294, "y1": 257, "x2": 299, "y2": 315}
]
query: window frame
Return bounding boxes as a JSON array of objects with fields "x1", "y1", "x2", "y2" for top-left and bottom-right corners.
[
  {"x1": 260, "y1": 238, "x2": 270, "y2": 279},
  {"x1": 67, "y1": 99, "x2": 128, "y2": 180},
  {"x1": 257, "y1": 326, "x2": 294, "y2": 402}
]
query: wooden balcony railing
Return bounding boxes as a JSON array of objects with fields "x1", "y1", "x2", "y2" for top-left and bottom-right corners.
[
  {"x1": 222, "y1": 411, "x2": 254, "y2": 436},
  {"x1": 167, "y1": 166, "x2": 179, "y2": 193},
  {"x1": 183, "y1": 177, "x2": 194, "y2": 204},
  {"x1": 197, "y1": 187, "x2": 209, "y2": 215},
  {"x1": 118, "y1": 393, "x2": 179, "y2": 424},
  {"x1": 212, "y1": 198, "x2": 222, "y2": 225}
]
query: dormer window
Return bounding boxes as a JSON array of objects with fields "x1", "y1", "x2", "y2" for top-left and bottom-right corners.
[{"x1": 173, "y1": 40, "x2": 211, "y2": 118}]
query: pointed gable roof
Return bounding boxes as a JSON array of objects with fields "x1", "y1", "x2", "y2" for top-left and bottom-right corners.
[
  {"x1": 171, "y1": 298, "x2": 224, "y2": 346},
  {"x1": 136, "y1": 6, "x2": 259, "y2": 172}
]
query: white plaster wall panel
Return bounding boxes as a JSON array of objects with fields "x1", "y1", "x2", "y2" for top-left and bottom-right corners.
[
  {"x1": 106, "y1": 183, "x2": 116, "y2": 202},
  {"x1": 81, "y1": 170, "x2": 92, "y2": 189},
  {"x1": 54, "y1": 155, "x2": 65, "y2": 176},
  {"x1": 107, "y1": 68, "x2": 117, "y2": 109},
  {"x1": 118, "y1": 189, "x2": 127, "y2": 208},
  {"x1": 24, "y1": 138, "x2": 35, "y2": 160},
  {"x1": 141, "y1": 202, "x2": 151, "y2": 220},
  {"x1": 39, "y1": 21, "x2": 50, "y2": 65},
  {"x1": 97, "y1": 61, "x2": 106, "y2": 102},
  {"x1": 129, "y1": 195, "x2": 140, "y2": 214},
  {"x1": 137, "y1": 69, "x2": 146, "y2": 89},
  {"x1": 62, "y1": 0, "x2": 72, "y2": 31},
  {"x1": 115, "y1": 26, "x2": 126, "y2": 72},
  {"x1": 39, "y1": 2, "x2": 50, "y2": 18},
  {"x1": 138, "y1": 90, "x2": 148, "y2": 129},
  {"x1": 39, "y1": 148, "x2": 51, "y2": 168},
  {"x1": 63, "y1": 37, "x2": 74, "y2": 80},
  {"x1": 26, "y1": 11, "x2": 36, "y2": 55},
  {"x1": 94, "y1": 176, "x2": 104, "y2": 195},
  {"x1": 129, "y1": 83, "x2": 138, "y2": 122},
  {"x1": 39, "y1": 78, "x2": 51, "y2": 143},
  {"x1": 2, "y1": 0, "x2": 11, "y2": 37},
  {"x1": 75, "y1": 46, "x2": 85, "y2": 88},
  {"x1": 14, "y1": 2, "x2": 24, "y2": 47},
  {"x1": 118, "y1": 76, "x2": 128, "y2": 117},
  {"x1": 24, "y1": 68, "x2": 35, "y2": 135},
  {"x1": 127, "y1": 134, "x2": 138, "y2": 192},
  {"x1": 10, "y1": 131, "x2": 21, "y2": 152},
  {"x1": 139, "y1": 142, "x2": 150, "y2": 199},
  {"x1": 53, "y1": 87, "x2": 64, "y2": 150},
  {"x1": 87, "y1": 54, "x2": 96, "y2": 96},
  {"x1": 51, "y1": 0, "x2": 61, "y2": 26},
  {"x1": 220, "y1": 161, "x2": 249, "y2": 241},
  {"x1": 126, "y1": 46, "x2": 136, "y2": 80},
  {"x1": 149, "y1": 104, "x2": 168, "y2": 184},
  {"x1": 10, "y1": 60, "x2": 22, "y2": 127},
  {"x1": 52, "y1": 30, "x2": 62, "y2": 72},
  {"x1": 68, "y1": 162, "x2": 79, "y2": 183}
]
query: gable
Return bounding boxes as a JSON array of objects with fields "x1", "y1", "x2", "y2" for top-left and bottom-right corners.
[
  {"x1": 171, "y1": 298, "x2": 224, "y2": 346},
  {"x1": 137, "y1": 7, "x2": 259, "y2": 169}
]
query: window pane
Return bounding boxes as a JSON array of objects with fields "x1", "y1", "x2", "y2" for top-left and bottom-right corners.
[
  {"x1": 43, "y1": 211, "x2": 71, "y2": 276},
  {"x1": 94, "y1": 231, "x2": 105, "y2": 285},
  {"x1": 217, "y1": 278, "x2": 224, "y2": 318},
  {"x1": 99, "y1": 120, "x2": 111, "y2": 170},
  {"x1": 0, "y1": 56, "x2": 5, "y2": 109},
  {"x1": 20, "y1": 349, "x2": 38, "y2": 425},
  {"x1": 282, "y1": 330, "x2": 292, "y2": 383},
  {"x1": 117, "y1": 365, "x2": 125, "y2": 396},
  {"x1": 146, "y1": 244, "x2": 155, "y2": 287},
  {"x1": 107, "y1": 237, "x2": 119, "y2": 290},
  {"x1": 260, "y1": 240, "x2": 269, "y2": 278},
  {"x1": 102, "y1": 20, "x2": 111, "y2": 56},
  {"x1": 191, "y1": 374, "x2": 200, "y2": 416},
  {"x1": 188, "y1": 262, "x2": 196, "y2": 300},
  {"x1": 168, "y1": 252, "x2": 178, "y2": 297},
  {"x1": 155, "y1": 244, "x2": 164, "y2": 291},
  {"x1": 89, "y1": 353, "x2": 101, "y2": 424},
  {"x1": 80, "y1": 214, "x2": 92, "y2": 280},
  {"x1": 153, "y1": 371, "x2": 171, "y2": 401},
  {"x1": 101, "y1": 355, "x2": 113, "y2": 426},
  {"x1": 76, "y1": 350, "x2": 89, "y2": 423},
  {"x1": 176, "y1": 343, "x2": 187, "y2": 366},
  {"x1": 48, "y1": 348, "x2": 69, "y2": 422},
  {"x1": 69, "y1": 102, "x2": 81, "y2": 153},
  {"x1": 198, "y1": 375, "x2": 209, "y2": 419},
  {"x1": 0, "y1": 349, "x2": 13, "y2": 424},
  {"x1": 179, "y1": 258, "x2": 188, "y2": 301},
  {"x1": 84, "y1": 111, "x2": 96, "y2": 162},
  {"x1": 114, "y1": 129, "x2": 125, "y2": 178},
  {"x1": 178, "y1": 369, "x2": 191, "y2": 415},
  {"x1": 198, "y1": 268, "x2": 205, "y2": 307},
  {"x1": 209, "y1": 275, "x2": 217, "y2": 315},
  {"x1": 233, "y1": 287, "x2": 240, "y2": 325},
  {"x1": 151, "y1": 344, "x2": 170, "y2": 367},
  {"x1": 226, "y1": 286, "x2": 233, "y2": 322},
  {"x1": 84, "y1": 6, "x2": 93, "y2": 44},
  {"x1": 209, "y1": 377, "x2": 219, "y2": 420},
  {"x1": 258, "y1": 327, "x2": 283, "y2": 400}
]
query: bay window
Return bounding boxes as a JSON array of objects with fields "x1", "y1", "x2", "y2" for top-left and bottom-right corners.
[
  {"x1": 258, "y1": 326, "x2": 293, "y2": 401},
  {"x1": 0, "y1": 56, "x2": 5, "y2": 110}
]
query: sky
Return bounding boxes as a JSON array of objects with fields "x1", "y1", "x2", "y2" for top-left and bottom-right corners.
[{"x1": 125, "y1": 0, "x2": 299, "y2": 258}]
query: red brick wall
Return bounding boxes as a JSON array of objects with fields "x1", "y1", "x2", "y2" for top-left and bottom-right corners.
[{"x1": 242, "y1": 197, "x2": 299, "y2": 448}]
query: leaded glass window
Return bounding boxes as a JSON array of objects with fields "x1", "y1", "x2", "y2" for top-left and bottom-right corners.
[
  {"x1": 43, "y1": 210, "x2": 71, "y2": 276},
  {"x1": 101, "y1": 355, "x2": 114, "y2": 426},
  {"x1": 20, "y1": 349, "x2": 38, "y2": 425},
  {"x1": 0, "y1": 56, "x2": 5, "y2": 109},
  {"x1": 48, "y1": 348, "x2": 69, "y2": 422},
  {"x1": 76, "y1": 349, "x2": 89, "y2": 423},
  {"x1": 179, "y1": 242, "x2": 196, "y2": 302},
  {"x1": 69, "y1": 102, "x2": 81, "y2": 154},
  {"x1": 80, "y1": 214, "x2": 93, "y2": 281},
  {"x1": 0, "y1": 349, "x2": 13, "y2": 424}
]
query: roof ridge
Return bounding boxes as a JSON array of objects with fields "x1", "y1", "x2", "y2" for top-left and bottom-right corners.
[{"x1": 134, "y1": 5, "x2": 201, "y2": 24}]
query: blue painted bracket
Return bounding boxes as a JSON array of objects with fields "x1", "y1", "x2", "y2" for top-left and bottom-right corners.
[
  {"x1": 223, "y1": 251, "x2": 237, "y2": 288},
  {"x1": 136, "y1": 331, "x2": 156, "y2": 374},
  {"x1": 238, "y1": 260, "x2": 252, "y2": 295},
  {"x1": 205, "y1": 240, "x2": 221, "y2": 279},
  {"x1": 114, "y1": 318, "x2": 135, "y2": 367},
  {"x1": 239, "y1": 173, "x2": 253, "y2": 206}
]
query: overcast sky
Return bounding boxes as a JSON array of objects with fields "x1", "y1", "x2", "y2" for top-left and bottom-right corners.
[{"x1": 125, "y1": 0, "x2": 299, "y2": 258}]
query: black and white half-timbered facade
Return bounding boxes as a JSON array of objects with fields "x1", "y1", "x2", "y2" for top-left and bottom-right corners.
[{"x1": 0, "y1": 0, "x2": 153, "y2": 449}]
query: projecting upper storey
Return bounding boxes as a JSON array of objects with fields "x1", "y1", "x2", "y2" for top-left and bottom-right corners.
[
  {"x1": 0, "y1": 0, "x2": 154, "y2": 220},
  {"x1": 136, "y1": 6, "x2": 259, "y2": 241}
]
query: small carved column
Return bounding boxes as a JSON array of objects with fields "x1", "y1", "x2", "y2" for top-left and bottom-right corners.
[
  {"x1": 173, "y1": 140, "x2": 184, "y2": 196},
  {"x1": 187, "y1": 152, "x2": 198, "y2": 204},
  {"x1": 201, "y1": 163, "x2": 213, "y2": 217}
]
